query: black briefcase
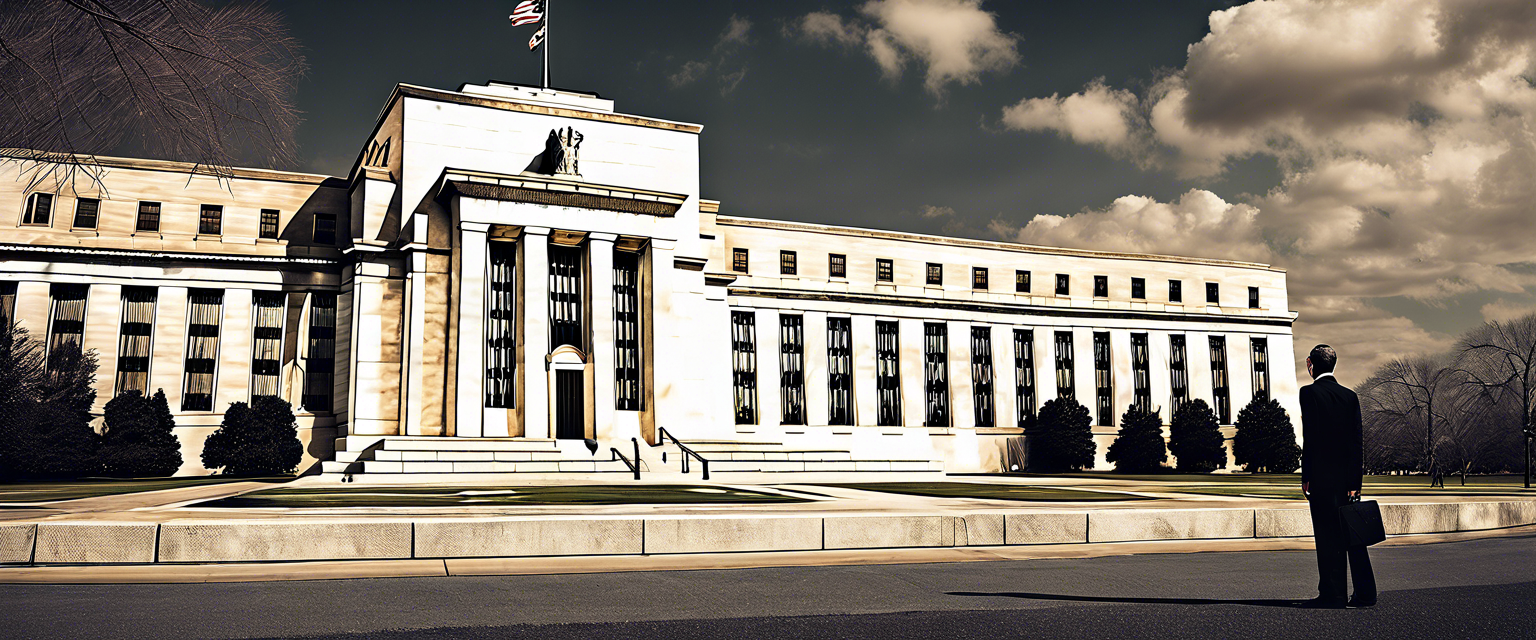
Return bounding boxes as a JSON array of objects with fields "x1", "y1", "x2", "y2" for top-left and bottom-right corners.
[{"x1": 1339, "y1": 498, "x2": 1387, "y2": 547}]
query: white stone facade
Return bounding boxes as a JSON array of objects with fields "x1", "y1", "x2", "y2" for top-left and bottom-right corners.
[{"x1": 0, "y1": 81, "x2": 1299, "y2": 475}]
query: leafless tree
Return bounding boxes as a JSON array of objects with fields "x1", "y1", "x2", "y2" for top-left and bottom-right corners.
[
  {"x1": 0, "y1": 0, "x2": 305, "y2": 193},
  {"x1": 1358, "y1": 371, "x2": 1428, "y2": 475},
  {"x1": 1359, "y1": 355, "x2": 1459, "y2": 485},
  {"x1": 1456, "y1": 314, "x2": 1536, "y2": 488}
]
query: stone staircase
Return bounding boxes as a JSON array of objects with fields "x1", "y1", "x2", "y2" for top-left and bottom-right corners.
[
  {"x1": 320, "y1": 436, "x2": 644, "y2": 478},
  {"x1": 659, "y1": 439, "x2": 946, "y2": 475}
]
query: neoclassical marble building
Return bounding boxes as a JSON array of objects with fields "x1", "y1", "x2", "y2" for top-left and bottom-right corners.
[{"x1": 0, "y1": 82, "x2": 1299, "y2": 476}]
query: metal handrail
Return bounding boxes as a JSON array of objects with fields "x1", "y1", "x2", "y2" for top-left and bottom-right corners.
[
  {"x1": 610, "y1": 437, "x2": 642, "y2": 480},
  {"x1": 657, "y1": 426, "x2": 709, "y2": 480}
]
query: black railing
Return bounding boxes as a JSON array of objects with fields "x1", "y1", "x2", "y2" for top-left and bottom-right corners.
[
  {"x1": 657, "y1": 427, "x2": 709, "y2": 480},
  {"x1": 610, "y1": 437, "x2": 642, "y2": 480}
]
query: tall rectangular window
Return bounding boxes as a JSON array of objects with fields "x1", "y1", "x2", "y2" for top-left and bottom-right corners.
[
  {"x1": 1170, "y1": 334, "x2": 1189, "y2": 416},
  {"x1": 72, "y1": 198, "x2": 99, "y2": 229},
  {"x1": 136, "y1": 202, "x2": 160, "y2": 232},
  {"x1": 313, "y1": 213, "x2": 337, "y2": 245},
  {"x1": 1206, "y1": 282, "x2": 1220, "y2": 304},
  {"x1": 1131, "y1": 333, "x2": 1150, "y2": 412},
  {"x1": 780, "y1": 315, "x2": 806, "y2": 425},
  {"x1": 926, "y1": 262, "x2": 943, "y2": 285},
  {"x1": 1210, "y1": 336, "x2": 1231, "y2": 423},
  {"x1": 46, "y1": 283, "x2": 89, "y2": 374},
  {"x1": 732, "y1": 248, "x2": 749, "y2": 273},
  {"x1": 549, "y1": 245, "x2": 583, "y2": 349},
  {"x1": 780, "y1": 251, "x2": 797, "y2": 275},
  {"x1": 1249, "y1": 286, "x2": 1260, "y2": 309},
  {"x1": 259, "y1": 209, "x2": 280, "y2": 239},
  {"x1": 1055, "y1": 274, "x2": 1070, "y2": 296},
  {"x1": 972, "y1": 267, "x2": 989, "y2": 290},
  {"x1": 613, "y1": 249, "x2": 641, "y2": 411},
  {"x1": 1094, "y1": 332, "x2": 1113, "y2": 426},
  {"x1": 487, "y1": 242, "x2": 518, "y2": 409},
  {"x1": 182, "y1": 289, "x2": 223, "y2": 411},
  {"x1": 876, "y1": 320, "x2": 901, "y2": 426},
  {"x1": 1016, "y1": 270, "x2": 1031, "y2": 293},
  {"x1": 301, "y1": 292, "x2": 336, "y2": 412},
  {"x1": 1093, "y1": 275, "x2": 1109, "y2": 298},
  {"x1": 22, "y1": 193, "x2": 53, "y2": 225},
  {"x1": 1014, "y1": 329, "x2": 1036, "y2": 424},
  {"x1": 115, "y1": 286, "x2": 156, "y2": 396},
  {"x1": 1251, "y1": 337, "x2": 1270, "y2": 402},
  {"x1": 923, "y1": 322, "x2": 950, "y2": 427},
  {"x1": 1131, "y1": 278, "x2": 1146, "y2": 300},
  {"x1": 731, "y1": 310, "x2": 758, "y2": 424},
  {"x1": 1169, "y1": 280, "x2": 1183, "y2": 303},
  {"x1": 250, "y1": 293, "x2": 285, "y2": 398},
  {"x1": 876, "y1": 258, "x2": 893, "y2": 282},
  {"x1": 829, "y1": 253, "x2": 846, "y2": 278},
  {"x1": 0, "y1": 282, "x2": 16, "y2": 328},
  {"x1": 971, "y1": 326, "x2": 995, "y2": 428},
  {"x1": 199, "y1": 204, "x2": 223, "y2": 236},
  {"x1": 827, "y1": 317, "x2": 853, "y2": 425},
  {"x1": 1054, "y1": 331, "x2": 1075, "y2": 401}
]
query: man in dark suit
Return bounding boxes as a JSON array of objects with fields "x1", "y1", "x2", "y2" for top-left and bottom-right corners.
[{"x1": 1298, "y1": 344, "x2": 1376, "y2": 609}]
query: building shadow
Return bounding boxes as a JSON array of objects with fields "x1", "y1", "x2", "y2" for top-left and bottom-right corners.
[{"x1": 947, "y1": 591, "x2": 1300, "y2": 608}]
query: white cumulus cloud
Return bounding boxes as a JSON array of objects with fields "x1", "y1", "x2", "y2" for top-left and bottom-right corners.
[{"x1": 792, "y1": 0, "x2": 1020, "y2": 95}]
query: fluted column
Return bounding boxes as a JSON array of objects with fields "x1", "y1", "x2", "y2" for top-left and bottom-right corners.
[
  {"x1": 453, "y1": 222, "x2": 490, "y2": 438},
  {"x1": 520, "y1": 227, "x2": 552, "y2": 439}
]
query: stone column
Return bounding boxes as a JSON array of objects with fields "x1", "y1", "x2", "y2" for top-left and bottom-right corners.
[
  {"x1": 453, "y1": 222, "x2": 490, "y2": 438},
  {"x1": 1037, "y1": 325, "x2": 1058, "y2": 405},
  {"x1": 1230, "y1": 333, "x2": 1256, "y2": 414},
  {"x1": 14, "y1": 281, "x2": 51, "y2": 344},
  {"x1": 851, "y1": 314, "x2": 878, "y2": 426},
  {"x1": 948, "y1": 320, "x2": 974, "y2": 428},
  {"x1": 994, "y1": 324, "x2": 1017, "y2": 430},
  {"x1": 587, "y1": 233, "x2": 618, "y2": 442},
  {"x1": 151, "y1": 287, "x2": 189, "y2": 411},
  {"x1": 520, "y1": 227, "x2": 552, "y2": 439},
  {"x1": 756, "y1": 308, "x2": 782, "y2": 430},
  {"x1": 899, "y1": 317, "x2": 926, "y2": 428},
  {"x1": 83, "y1": 284, "x2": 121, "y2": 412},
  {"x1": 803, "y1": 311, "x2": 829, "y2": 426},
  {"x1": 216, "y1": 288, "x2": 253, "y2": 412},
  {"x1": 1111, "y1": 329, "x2": 1134, "y2": 424},
  {"x1": 402, "y1": 254, "x2": 429, "y2": 435},
  {"x1": 1148, "y1": 330, "x2": 1172, "y2": 423}
]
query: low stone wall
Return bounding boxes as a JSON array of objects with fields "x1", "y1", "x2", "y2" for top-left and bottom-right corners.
[{"x1": 4, "y1": 500, "x2": 1533, "y2": 566}]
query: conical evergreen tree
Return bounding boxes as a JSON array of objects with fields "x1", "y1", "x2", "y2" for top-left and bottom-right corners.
[
  {"x1": 1168, "y1": 399, "x2": 1228, "y2": 473},
  {"x1": 1027, "y1": 397, "x2": 1096, "y2": 473},
  {"x1": 1107, "y1": 405, "x2": 1167, "y2": 473},
  {"x1": 1233, "y1": 396, "x2": 1302, "y2": 473},
  {"x1": 2, "y1": 340, "x2": 101, "y2": 479},
  {"x1": 99, "y1": 389, "x2": 182, "y2": 477},
  {"x1": 202, "y1": 395, "x2": 302, "y2": 476}
]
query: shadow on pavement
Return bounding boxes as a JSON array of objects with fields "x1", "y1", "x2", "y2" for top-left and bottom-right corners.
[{"x1": 947, "y1": 591, "x2": 1301, "y2": 608}]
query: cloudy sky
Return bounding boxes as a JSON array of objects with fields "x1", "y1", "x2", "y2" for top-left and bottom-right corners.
[{"x1": 278, "y1": 0, "x2": 1536, "y2": 386}]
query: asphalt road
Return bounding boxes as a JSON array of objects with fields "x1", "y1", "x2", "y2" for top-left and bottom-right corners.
[{"x1": 4, "y1": 534, "x2": 1533, "y2": 639}]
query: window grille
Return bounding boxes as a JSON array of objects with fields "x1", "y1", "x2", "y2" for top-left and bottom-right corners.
[
  {"x1": 1131, "y1": 277, "x2": 1146, "y2": 300},
  {"x1": 926, "y1": 263, "x2": 943, "y2": 285},
  {"x1": 971, "y1": 326, "x2": 995, "y2": 428},
  {"x1": 0, "y1": 282, "x2": 15, "y2": 328},
  {"x1": 1210, "y1": 336, "x2": 1231, "y2": 423},
  {"x1": 780, "y1": 315, "x2": 806, "y2": 425},
  {"x1": 972, "y1": 267, "x2": 988, "y2": 291},
  {"x1": 1016, "y1": 270, "x2": 1031, "y2": 293},
  {"x1": 1054, "y1": 331, "x2": 1075, "y2": 401},
  {"x1": 22, "y1": 193, "x2": 52, "y2": 225},
  {"x1": 1093, "y1": 275, "x2": 1109, "y2": 298},
  {"x1": 1170, "y1": 335, "x2": 1189, "y2": 415},
  {"x1": 876, "y1": 320, "x2": 901, "y2": 426},
  {"x1": 250, "y1": 293, "x2": 285, "y2": 398},
  {"x1": 1251, "y1": 337, "x2": 1270, "y2": 402},
  {"x1": 1249, "y1": 286, "x2": 1260, "y2": 309},
  {"x1": 115, "y1": 286, "x2": 156, "y2": 396},
  {"x1": 313, "y1": 213, "x2": 337, "y2": 245},
  {"x1": 731, "y1": 310, "x2": 758, "y2": 424},
  {"x1": 301, "y1": 292, "x2": 336, "y2": 412},
  {"x1": 923, "y1": 322, "x2": 950, "y2": 427},
  {"x1": 486, "y1": 242, "x2": 517, "y2": 408},
  {"x1": 827, "y1": 317, "x2": 853, "y2": 425},
  {"x1": 829, "y1": 254, "x2": 846, "y2": 278},
  {"x1": 1055, "y1": 274, "x2": 1070, "y2": 296},
  {"x1": 732, "y1": 248, "x2": 749, "y2": 273},
  {"x1": 780, "y1": 251, "x2": 797, "y2": 275},
  {"x1": 136, "y1": 202, "x2": 160, "y2": 232},
  {"x1": 73, "y1": 198, "x2": 99, "y2": 229},
  {"x1": 876, "y1": 258, "x2": 893, "y2": 282},
  {"x1": 259, "y1": 209, "x2": 280, "y2": 239},
  {"x1": 47, "y1": 283, "x2": 89, "y2": 375},
  {"x1": 199, "y1": 204, "x2": 223, "y2": 236},
  {"x1": 613, "y1": 250, "x2": 642, "y2": 410},
  {"x1": 1169, "y1": 280, "x2": 1182, "y2": 303},
  {"x1": 182, "y1": 289, "x2": 223, "y2": 411},
  {"x1": 1094, "y1": 332, "x2": 1113, "y2": 426},
  {"x1": 549, "y1": 245, "x2": 584, "y2": 349},
  {"x1": 1131, "y1": 333, "x2": 1150, "y2": 412},
  {"x1": 1014, "y1": 329, "x2": 1036, "y2": 424}
]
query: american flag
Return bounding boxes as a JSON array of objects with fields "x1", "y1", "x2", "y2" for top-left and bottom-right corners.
[
  {"x1": 509, "y1": 0, "x2": 543, "y2": 27},
  {"x1": 528, "y1": 25, "x2": 547, "y2": 51}
]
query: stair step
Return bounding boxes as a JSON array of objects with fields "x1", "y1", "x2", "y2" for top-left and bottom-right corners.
[{"x1": 360, "y1": 459, "x2": 637, "y2": 474}]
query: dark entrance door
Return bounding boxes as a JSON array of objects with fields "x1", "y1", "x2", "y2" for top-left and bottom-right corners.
[{"x1": 554, "y1": 369, "x2": 585, "y2": 439}]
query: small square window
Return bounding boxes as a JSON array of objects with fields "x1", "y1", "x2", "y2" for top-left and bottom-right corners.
[
  {"x1": 1169, "y1": 280, "x2": 1183, "y2": 303},
  {"x1": 780, "y1": 250, "x2": 797, "y2": 275},
  {"x1": 1206, "y1": 282, "x2": 1220, "y2": 304},
  {"x1": 972, "y1": 267, "x2": 988, "y2": 290},
  {"x1": 313, "y1": 213, "x2": 337, "y2": 245},
  {"x1": 199, "y1": 204, "x2": 223, "y2": 236},
  {"x1": 72, "y1": 198, "x2": 99, "y2": 229},
  {"x1": 829, "y1": 253, "x2": 846, "y2": 278},
  {"x1": 1248, "y1": 286, "x2": 1260, "y2": 309},
  {"x1": 1131, "y1": 277, "x2": 1146, "y2": 300},
  {"x1": 926, "y1": 262, "x2": 943, "y2": 286},
  {"x1": 1093, "y1": 275, "x2": 1109, "y2": 298},
  {"x1": 1055, "y1": 274, "x2": 1070, "y2": 296},
  {"x1": 259, "y1": 209, "x2": 280, "y2": 239},
  {"x1": 21, "y1": 193, "x2": 53, "y2": 226},
  {"x1": 1015, "y1": 270, "x2": 1031, "y2": 293},
  {"x1": 732, "y1": 248, "x2": 748, "y2": 273},
  {"x1": 136, "y1": 202, "x2": 161, "y2": 233},
  {"x1": 876, "y1": 258, "x2": 894, "y2": 282}
]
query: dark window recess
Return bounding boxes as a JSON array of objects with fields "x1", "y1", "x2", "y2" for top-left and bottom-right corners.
[
  {"x1": 780, "y1": 315, "x2": 806, "y2": 425},
  {"x1": 875, "y1": 320, "x2": 902, "y2": 426},
  {"x1": 549, "y1": 245, "x2": 584, "y2": 349},
  {"x1": 923, "y1": 322, "x2": 950, "y2": 427},
  {"x1": 1016, "y1": 270, "x2": 1031, "y2": 293},
  {"x1": 136, "y1": 202, "x2": 161, "y2": 233},
  {"x1": 199, "y1": 204, "x2": 223, "y2": 236},
  {"x1": 250, "y1": 293, "x2": 285, "y2": 398},
  {"x1": 46, "y1": 283, "x2": 89, "y2": 375},
  {"x1": 1093, "y1": 275, "x2": 1109, "y2": 298},
  {"x1": 927, "y1": 263, "x2": 943, "y2": 286},
  {"x1": 732, "y1": 248, "x2": 749, "y2": 273},
  {"x1": 301, "y1": 292, "x2": 337, "y2": 412},
  {"x1": 1054, "y1": 331, "x2": 1075, "y2": 401},
  {"x1": 877, "y1": 258, "x2": 894, "y2": 282},
  {"x1": 731, "y1": 310, "x2": 758, "y2": 425},
  {"x1": 829, "y1": 254, "x2": 846, "y2": 278},
  {"x1": 827, "y1": 317, "x2": 853, "y2": 425},
  {"x1": 313, "y1": 213, "x2": 337, "y2": 245},
  {"x1": 1251, "y1": 337, "x2": 1270, "y2": 402},
  {"x1": 971, "y1": 326, "x2": 995, "y2": 428},
  {"x1": 1169, "y1": 280, "x2": 1183, "y2": 303},
  {"x1": 780, "y1": 250, "x2": 797, "y2": 276},
  {"x1": 259, "y1": 209, "x2": 280, "y2": 239},
  {"x1": 22, "y1": 193, "x2": 52, "y2": 225},
  {"x1": 1206, "y1": 282, "x2": 1220, "y2": 304},
  {"x1": 1093, "y1": 332, "x2": 1113, "y2": 426},
  {"x1": 115, "y1": 286, "x2": 157, "y2": 397},
  {"x1": 973, "y1": 267, "x2": 988, "y2": 291},
  {"x1": 1055, "y1": 274, "x2": 1070, "y2": 296},
  {"x1": 1249, "y1": 286, "x2": 1260, "y2": 309},
  {"x1": 1210, "y1": 336, "x2": 1231, "y2": 423},
  {"x1": 1131, "y1": 333, "x2": 1151, "y2": 412},
  {"x1": 613, "y1": 250, "x2": 641, "y2": 410},
  {"x1": 1131, "y1": 277, "x2": 1146, "y2": 300},
  {"x1": 486, "y1": 242, "x2": 517, "y2": 409},
  {"x1": 182, "y1": 289, "x2": 223, "y2": 411},
  {"x1": 1014, "y1": 329, "x2": 1036, "y2": 424},
  {"x1": 73, "y1": 198, "x2": 99, "y2": 229},
  {"x1": 0, "y1": 281, "x2": 16, "y2": 328},
  {"x1": 1170, "y1": 335, "x2": 1190, "y2": 416}
]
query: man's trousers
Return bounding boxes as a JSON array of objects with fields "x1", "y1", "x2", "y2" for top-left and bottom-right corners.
[{"x1": 1308, "y1": 490, "x2": 1377, "y2": 602}]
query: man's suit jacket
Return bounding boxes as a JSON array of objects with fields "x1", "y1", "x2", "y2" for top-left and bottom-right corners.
[{"x1": 1300, "y1": 375, "x2": 1364, "y2": 492}]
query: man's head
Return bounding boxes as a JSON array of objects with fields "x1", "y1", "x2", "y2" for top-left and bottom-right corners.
[{"x1": 1307, "y1": 344, "x2": 1337, "y2": 379}]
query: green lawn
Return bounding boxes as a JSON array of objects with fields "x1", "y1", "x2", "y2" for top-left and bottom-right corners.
[
  {"x1": 1038, "y1": 473, "x2": 1533, "y2": 500},
  {"x1": 0, "y1": 476, "x2": 289, "y2": 504},
  {"x1": 197, "y1": 484, "x2": 813, "y2": 508},
  {"x1": 819, "y1": 482, "x2": 1154, "y2": 502}
]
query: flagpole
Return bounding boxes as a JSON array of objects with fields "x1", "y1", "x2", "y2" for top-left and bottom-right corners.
[{"x1": 542, "y1": 0, "x2": 550, "y2": 88}]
